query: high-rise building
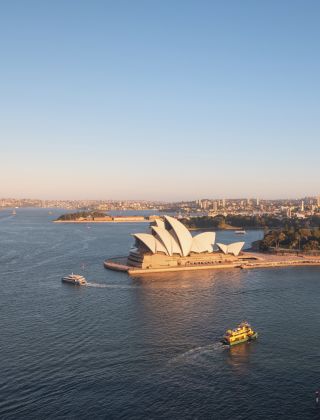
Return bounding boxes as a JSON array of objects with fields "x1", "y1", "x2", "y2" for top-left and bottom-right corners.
[
  {"x1": 317, "y1": 196, "x2": 320, "y2": 207},
  {"x1": 301, "y1": 200, "x2": 304, "y2": 212},
  {"x1": 256, "y1": 198, "x2": 259, "y2": 206}
]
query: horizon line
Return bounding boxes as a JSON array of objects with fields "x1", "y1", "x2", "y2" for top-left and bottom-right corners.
[{"x1": 1, "y1": 195, "x2": 319, "y2": 202}]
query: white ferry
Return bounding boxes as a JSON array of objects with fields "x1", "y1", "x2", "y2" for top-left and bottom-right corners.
[
  {"x1": 235, "y1": 230, "x2": 246, "y2": 235},
  {"x1": 61, "y1": 273, "x2": 87, "y2": 286}
]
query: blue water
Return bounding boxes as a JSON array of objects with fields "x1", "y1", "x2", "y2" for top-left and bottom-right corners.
[{"x1": 1, "y1": 208, "x2": 320, "y2": 419}]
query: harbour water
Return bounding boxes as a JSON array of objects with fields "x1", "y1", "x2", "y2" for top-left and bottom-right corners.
[{"x1": 1, "y1": 209, "x2": 320, "y2": 419}]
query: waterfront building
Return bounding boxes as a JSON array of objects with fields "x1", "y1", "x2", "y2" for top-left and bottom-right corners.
[{"x1": 126, "y1": 216, "x2": 246, "y2": 270}]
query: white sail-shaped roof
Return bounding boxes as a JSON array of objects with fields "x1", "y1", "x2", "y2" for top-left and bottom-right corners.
[
  {"x1": 216, "y1": 242, "x2": 245, "y2": 256},
  {"x1": 164, "y1": 215, "x2": 193, "y2": 257},
  {"x1": 132, "y1": 216, "x2": 245, "y2": 258},
  {"x1": 153, "y1": 218, "x2": 165, "y2": 229},
  {"x1": 191, "y1": 232, "x2": 216, "y2": 253},
  {"x1": 216, "y1": 243, "x2": 228, "y2": 254},
  {"x1": 134, "y1": 233, "x2": 156, "y2": 253},
  {"x1": 151, "y1": 226, "x2": 182, "y2": 256},
  {"x1": 133, "y1": 233, "x2": 168, "y2": 255},
  {"x1": 227, "y1": 242, "x2": 245, "y2": 256}
]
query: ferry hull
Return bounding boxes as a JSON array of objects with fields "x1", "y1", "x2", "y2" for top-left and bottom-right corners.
[
  {"x1": 222, "y1": 332, "x2": 258, "y2": 346},
  {"x1": 61, "y1": 279, "x2": 86, "y2": 286}
]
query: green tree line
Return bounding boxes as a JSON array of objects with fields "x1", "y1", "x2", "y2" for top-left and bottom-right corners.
[
  {"x1": 181, "y1": 215, "x2": 320, "y2": 230},
  {"x1": 259, "y1": 227, "x2": 320, "y2": 251},
  {"x1": 57, "y1": 211, "x2": 108, "y2": 221}
]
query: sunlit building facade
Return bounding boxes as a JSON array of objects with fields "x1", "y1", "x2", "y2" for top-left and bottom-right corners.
[{"x1": 127, "y1": 215, "x2": 246, "y2": 269}]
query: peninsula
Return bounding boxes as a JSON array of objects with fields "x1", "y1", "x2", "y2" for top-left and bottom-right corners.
[{"x1": 104, "y1": 215, "x2": 320, "y2": 275}]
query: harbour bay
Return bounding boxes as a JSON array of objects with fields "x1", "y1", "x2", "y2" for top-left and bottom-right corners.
[{"x1": 1, "y1": 208, "x2": 320, "y2": 419}]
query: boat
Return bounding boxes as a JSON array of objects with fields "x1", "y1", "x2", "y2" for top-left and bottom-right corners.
[
  {"x1": 61, "y1": 273, "x2": 87, "y2": 286},
  {"x1": 235, "y1": 230, "x2": 246, "y2": 234},
  {"x1": 221, "y1": 321, "x2": 258, "y2": 346}
]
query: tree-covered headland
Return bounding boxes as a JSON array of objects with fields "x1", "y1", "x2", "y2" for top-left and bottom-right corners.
[
  {"x1": 181, "y1": 215, "x2": 320, "y2": 230},
  {"x1": 180, "y1": 215, "x2": 320, "y2": 252},
  {"x1": 259, "y1": 227, "x2": 320, "y2": 251}
]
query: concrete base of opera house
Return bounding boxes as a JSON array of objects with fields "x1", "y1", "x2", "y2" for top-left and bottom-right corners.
[{"x1": 104, "y1": 252, "x2": 320, "y2": 275}]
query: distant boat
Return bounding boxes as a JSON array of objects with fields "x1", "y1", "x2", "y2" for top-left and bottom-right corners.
[{"x1": 235, "y1": 230, "x2": 246, "y2": 235}]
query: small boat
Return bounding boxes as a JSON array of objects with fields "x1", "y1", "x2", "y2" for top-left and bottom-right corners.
[
  {"x1": 235, "y1": 230, "x2": 246, "y2": 234},
  {"x1": 61, "y1": 273, "x2": 87, "y2": 286},
  {"x1": 221, "y1": 321, "x2": 258, "y2": 346}
]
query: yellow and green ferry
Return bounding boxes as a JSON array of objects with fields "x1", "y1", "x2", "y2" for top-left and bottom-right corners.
[{"x1": 222, "y1": 321, "x2": 258, "y2": 346}]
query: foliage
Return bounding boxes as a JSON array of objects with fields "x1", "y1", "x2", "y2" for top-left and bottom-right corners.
[
  {"x1": 181, "y1": 214, "x2": 320, "y2": 230},
  {"x1": 259, "y1": 227, "x2": 320, "y2": 251},
  {"x1": 56, "y1": 211, "x2": 107, "y2": 221},
  {"x1": 180, "y1": 215, "x2": 320, "y2": 251},
  {"x1": 180, "y1": 216, "x2": 223, "y2": 229}
]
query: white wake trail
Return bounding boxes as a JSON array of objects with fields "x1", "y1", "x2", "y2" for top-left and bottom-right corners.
[{"x1": 86, "y1": 282, "x2": 135, "y2": 289}]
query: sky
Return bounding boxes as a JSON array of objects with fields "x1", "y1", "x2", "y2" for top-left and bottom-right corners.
[{"x1": 1, "y1": 0, "x2": 320, "y2": 200}]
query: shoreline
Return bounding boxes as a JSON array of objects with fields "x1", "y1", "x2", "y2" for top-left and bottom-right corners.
[
  {"x1": 53, "y1": 220, "x2": 261, "y2": 229},
  {"x1": 104, "y1": 252, "x2": 320, "y2": 275},
  {"x1": 53, "y1": 220, "x2": 150, "y2": 223}
]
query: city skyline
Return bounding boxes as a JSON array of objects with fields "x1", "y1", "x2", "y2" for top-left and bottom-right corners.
[{"x1": 1, "y1": 1, "x2": 320, "y2": 199}]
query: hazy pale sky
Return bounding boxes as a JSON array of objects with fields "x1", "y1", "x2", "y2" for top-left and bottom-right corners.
[{"x1": 1, "y1": 0, "x2": 319, "y2": 200}]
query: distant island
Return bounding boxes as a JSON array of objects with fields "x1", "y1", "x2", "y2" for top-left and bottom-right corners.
[
  {"x1": 54, "y1": 211, "x2": 151, "y2": 223},
  {"x1": 56, "y1": 211, "x2": 109, "y2": 221}
]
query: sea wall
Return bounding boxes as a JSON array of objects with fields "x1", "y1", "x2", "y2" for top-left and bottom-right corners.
[{"x1": 104, "y1": 252, "x2": 320, "y2": 276}]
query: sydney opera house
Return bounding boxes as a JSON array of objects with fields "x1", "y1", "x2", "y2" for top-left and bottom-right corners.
[
  {"x1": 105, "y1": 216, "x2": 258, "y2": 274},
  {"x1": 104, "y1": 215, "x2": 320, "y2": 274}
]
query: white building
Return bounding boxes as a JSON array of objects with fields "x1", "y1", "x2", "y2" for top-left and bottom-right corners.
[{"x1": 128, "y1": 216, "x2": 245, "y2": 269}]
